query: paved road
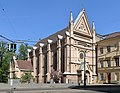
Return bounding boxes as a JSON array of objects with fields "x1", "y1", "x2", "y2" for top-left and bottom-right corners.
[
  {"x1": 69, "y1": 84, "x2": 120, "y2": 93},
  {"x1": 4, "y1": 88, "x2": 105, "y2": 93},
  {"x1": 0, "y1": 83, "x2": 120, "y2": 93}
]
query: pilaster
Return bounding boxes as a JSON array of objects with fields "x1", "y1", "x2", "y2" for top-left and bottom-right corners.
[
  {"x1": 65, "y1": 31, "x2": 70, "y2": 72},
  {"x1": 27, "y1": 49, "x2": 31, "y2": 61},
  {"x1": 33, "y1": 46, "x2": 37, "y2": 81},
  {"x1": 57, "y1": 35, "x2": 63, "y2": 71},
  {"x1": 92, "y1": 21, "x2": 97, "y2": 83},
  {"x1": 47, "y1": 39, "x2": 53, "y2": 82},
  {"x1": 39, "y1": 43, "x2": 44, "y2": 83}
]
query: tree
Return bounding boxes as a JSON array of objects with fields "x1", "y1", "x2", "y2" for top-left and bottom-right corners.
[
  {"x1": 20, "y1": 72, "x2": 33, "y2": 83},
  {"x1": 0, "y1": 41, "x2": 15, "y2": 82},
  {"x1": 18, "y1": 44, "x2": 32, "y2": 60}
]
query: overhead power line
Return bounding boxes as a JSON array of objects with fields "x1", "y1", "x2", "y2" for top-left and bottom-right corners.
[
  {"x1": 15, "y1": 40, "x2": 37, "y2": 43},
  {"x1": 0, "y1": 35, "x2": 14, "y2": 43},
  {"x1": 0, "y1": 35, "x2": 37, "y2": 44},
  {"x1": 0, "y1": 1, "x2": 16, "y2": 32}
]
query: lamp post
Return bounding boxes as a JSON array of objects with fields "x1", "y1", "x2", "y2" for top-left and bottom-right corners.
[
  {"x1": 83, "y1": 51, "x2": 86, "y2": 88},
  {"x1": 80, "y1": 51, "x2": 86, "y2": 88}
]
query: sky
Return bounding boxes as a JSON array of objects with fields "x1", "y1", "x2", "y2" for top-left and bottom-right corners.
[{"x1": 0, "y1": 0, "x2": 120, "y2": 46}]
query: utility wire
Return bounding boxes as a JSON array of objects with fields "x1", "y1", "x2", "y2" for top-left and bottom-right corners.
[
  {"x1": 15, "y1": 40, "x2": 37, "y2": 43},
  {"x1": 0, "y1": 1, "x2": 16, "y2": 33},
  {"x1": 0, "y1": 34, "x2": 37, "y2": 46},
  {"x1": 0, "y1": 35, "x2": 14, "y2": 43}
]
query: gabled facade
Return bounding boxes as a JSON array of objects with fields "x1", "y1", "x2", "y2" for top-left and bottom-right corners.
[
  {"x1": 29, "y1": 9, "x2": 97, "y2": 84},
  {"x1": 10, "y1": 57, "x2": 33, "y2": 79}
]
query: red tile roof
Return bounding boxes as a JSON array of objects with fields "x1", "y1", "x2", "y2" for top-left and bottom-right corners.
[
  {"x1": 105, "y1": 32, "x2": 120, "y2": 39},
  {"x1": 16, "y1": 60, "x2": 33, "y2": 71}
]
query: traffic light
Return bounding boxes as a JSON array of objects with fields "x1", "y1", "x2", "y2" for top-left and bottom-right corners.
[{"x1": 8, "y1": 43, "x2": 17, "y2": 52}]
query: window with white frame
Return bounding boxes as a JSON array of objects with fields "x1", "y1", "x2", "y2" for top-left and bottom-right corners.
[
  {"x1": 115, "y1": 57, "x2": 119, "y2": 67},
  {"x1": 107, "y1": 60, "x2": 111, "y2": 67},
  {"x1": 107, "y1": 46, "x2": 111, "y2": 52},
  {"x1": 115, "y1": 73, "x2": 119, "y2": 81},
  {"x1": 100, "y1": 73, "x2": 104, "y2": 81},
  {"x1": 100, "y1": 60, "x2": 104, "y2": 68},
  {"x1": 100, "y1": 47, "x2": 103, "y2": 54}
]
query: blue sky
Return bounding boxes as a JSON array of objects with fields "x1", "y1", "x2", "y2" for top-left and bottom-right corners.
[{"x1": 0, "y1": 0, "x2": 120, "y2": 45}]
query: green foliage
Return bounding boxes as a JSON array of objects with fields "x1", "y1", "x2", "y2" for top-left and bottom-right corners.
[
  {"x1": 13, "y1": 73, "x2": 18, "y2": 79},
  {"x1": 18, "y1": 44, "x2": 32, "y2": 60},
  {"x1": 20, "y1": 72, "x2": 33, "y2": 83},
  {"x1": 0, "y1": 41, "x2": 15, "y2": 83}
]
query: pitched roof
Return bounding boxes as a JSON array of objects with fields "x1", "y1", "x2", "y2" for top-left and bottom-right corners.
[
  {"x1": 96, "y1": 32, "x2": 120, "y2": 40},
  {"x1": 35, "y1": 9, "x2": 92, "y2": 46},
  {"x1": 74, "y1": 8, "x2": 85, "y2": 25},
  {"x1": 36, "y1": 27, "x2": 68, "y2": 46},
  {"x1": 16, "y1": 60, "x2": 33, "y2": 71},
  {"x1": 97, "y1": 32, "x2": 120, "y2": 43},
  {"x1": 104, "y1": 32, "x2": 120, "y2": 39}
]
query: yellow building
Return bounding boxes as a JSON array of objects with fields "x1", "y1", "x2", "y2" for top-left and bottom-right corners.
[
  {"x1": 97, "y1": 32, "x2": 120, "y2": 83},
  {"x1": 10, "y1": 56, "x2": 33, "y2": 79},
  {"x1": 29, "y1": 9, "x2": 97, "y2": 84}
]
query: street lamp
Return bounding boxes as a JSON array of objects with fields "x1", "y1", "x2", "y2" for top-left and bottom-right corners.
[
  {"x1": 83, "y1": 51, "x2": 86, "y2": 88},
  {"x1": 80, "y1": 51, "x2": 86, "y2": 88}
]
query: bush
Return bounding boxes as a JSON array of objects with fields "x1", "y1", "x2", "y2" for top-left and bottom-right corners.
[{"x1": 20, "y1": 72, "x2": 33, "y2": 83}]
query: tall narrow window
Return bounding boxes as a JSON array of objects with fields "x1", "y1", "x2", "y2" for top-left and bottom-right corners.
[
  {"x1": 44, "y1": 54, "x2": 47, "y2": 74},
  {"x1": 100, "y1": 47, "x2": 103, "y2": 54},
  {"x1": 115, "y1": 73, "x2": 119, "y2": 81},
  {"x1": 115, "y1": 58, "x2": 119, "y2": 67},
  {"x1": 107, "y1": 60, "x2": 111, "y2": 67},
  {"x1": 53, "y1": 52, "x2": 57, "y2": 70},
  {"x1": 107, "y1": 46, "x2": 111, "y2": 52},
  {"x1": 100, "y1": 73, "x2": 104, "y2": 80},
  {"x1": 100, "y1": 60, "x2": 104, "y2": 68}
]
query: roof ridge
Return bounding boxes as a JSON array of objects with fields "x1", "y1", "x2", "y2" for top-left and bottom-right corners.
[
  {"x1": 35, "y1": 27, "x2": 68, "y2": 46},
  {"x1": 103, "y1": 31, "x2": 120, "y2": 36}
]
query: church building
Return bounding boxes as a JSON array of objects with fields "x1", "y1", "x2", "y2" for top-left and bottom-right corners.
[{"x1": 29, "y1": 9, "x2": 97, "y2": 84}]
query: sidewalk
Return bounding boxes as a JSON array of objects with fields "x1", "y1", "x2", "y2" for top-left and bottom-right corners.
[
  {"x1": 0, "y1": 83, "x2": 120, "y2": 89},
  {"x1": 0, "y1": 83, "x2": 77, "y2": 90}
]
